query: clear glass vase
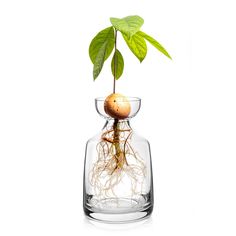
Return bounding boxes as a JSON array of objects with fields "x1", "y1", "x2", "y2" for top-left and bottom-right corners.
[{"x1": 83, "y1": 97, "x2": 153, "y2": 223}]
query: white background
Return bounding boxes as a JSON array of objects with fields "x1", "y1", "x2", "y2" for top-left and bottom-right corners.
[{"x1": 0, "y1": 0, "x2": 236, "y2": 235}]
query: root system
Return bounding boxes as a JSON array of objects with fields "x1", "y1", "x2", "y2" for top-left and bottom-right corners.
[{"x1": 90, "y1": 120, "x2": 146, "y2": 198}]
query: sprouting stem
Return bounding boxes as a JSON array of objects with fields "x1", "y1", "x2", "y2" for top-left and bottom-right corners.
[
  {"x1": 112, "y1": 30, "x2": 122, "y2": 165},
  {"x1": 113, "y1": 29, "x2": 118, "y2": 94}
]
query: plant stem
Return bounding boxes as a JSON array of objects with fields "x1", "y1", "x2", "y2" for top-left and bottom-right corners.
[
  {"x1": 112, "y1": 31, "x2": 125, "y2": 169},
  {"x1": 113, "y1": 29, "x2": 118, "y2": 94}
]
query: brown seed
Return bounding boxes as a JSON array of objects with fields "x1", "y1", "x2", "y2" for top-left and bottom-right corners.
[{"x1": 104, "y1": 93, "x2": 131, "y2": 119}]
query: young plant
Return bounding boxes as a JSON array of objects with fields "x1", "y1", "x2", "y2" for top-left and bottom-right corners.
[
  {"x1": 89, "y1": 15, "x2": 171, "y2": 197},
  {"x1": 89, "y1": 15, "x2": 171, "y2": 119}
]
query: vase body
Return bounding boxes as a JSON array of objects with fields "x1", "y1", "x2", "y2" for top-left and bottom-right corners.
[{"x1": 83, "y1": 98, "x2": 153, "y2": 223}]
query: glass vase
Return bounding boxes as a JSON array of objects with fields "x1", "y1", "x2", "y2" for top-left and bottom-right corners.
[{"x1": 83, "y1": 97, "x2": 153, "y2": 223}]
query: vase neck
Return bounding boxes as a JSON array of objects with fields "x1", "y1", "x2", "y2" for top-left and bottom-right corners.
[{"x1": 102, "y1": 119, "x2": 132, "y2": 131}]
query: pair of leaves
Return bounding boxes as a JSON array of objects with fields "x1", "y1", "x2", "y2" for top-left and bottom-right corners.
[
  {"x1": 122, "y1": 31, "x2": 172, "y2": 63},
  {"x1": 110, "y1": 15, "x2": 171, "y2": 62},
  {"x1": 89, "y1": 26, "x2": 124, "y2": 80},
  {"x1": 137, "y1": 31, "x2": 172, "y2": 60}
]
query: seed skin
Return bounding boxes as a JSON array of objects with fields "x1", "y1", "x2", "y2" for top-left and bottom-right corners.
[{"x1": 104, "y1": 93, "x2": 131, "y2": 119}]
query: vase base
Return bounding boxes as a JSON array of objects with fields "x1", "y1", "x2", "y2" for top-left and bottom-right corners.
[{"x1": 84, "y1": 197, "x2": 153, "y2": 224}]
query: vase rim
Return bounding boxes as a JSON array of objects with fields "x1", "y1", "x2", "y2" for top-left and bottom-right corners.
[
  {"x1": 95, "y1": 96, "x2": 141, "y2": 102},
  {"x1": 95, "y1": 96, "x2": 141, "y2": 120}
]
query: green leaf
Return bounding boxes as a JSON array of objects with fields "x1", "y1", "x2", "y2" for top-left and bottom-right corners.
[
  {"x1": 137, "y1": 31, "x2": 172, "y2": 59},
  {"x1": 111, "y1": 49, "x2": 124, "y2": 80},
  {"x1": 93, "y1": 42, "x2": 107, "y2": 80},
  {"x1": 110, "y1": 15, "x2": 144, "y2": 38},
  {"x1": 89, "y1": 27, "x2": 115, "y2": 64},
  {"x1": 122, "y1": 32, "x2": 147, "y2": 62}
]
